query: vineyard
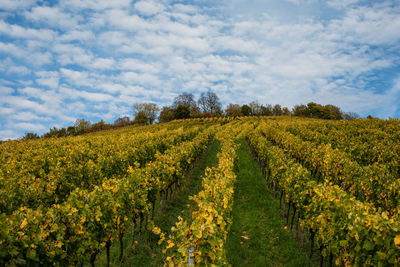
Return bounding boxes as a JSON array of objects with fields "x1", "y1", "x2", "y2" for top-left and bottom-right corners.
[{"x1": 1, "y1": 116, "x2": 400, "y2": 266}]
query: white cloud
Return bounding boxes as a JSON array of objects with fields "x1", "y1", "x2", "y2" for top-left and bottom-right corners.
[
  {"x1": 166, "y1": 55, "x2": 205, "y2": 74},
  {"x1": 134, "y1": 1, "x2": 165, "y2": 16},
  {"x1": 172, "y1": 4, "x2": 198, "y2": 14},
  {"x1": 118, "y1": 71, "x2": 161, "y2": 86},
  {"x1": 1, "y1": 96, "x2": 53, "y2": 115},
  {"x1": 18, "y1": 87, "x2": 46, "y2": 99},
  {"x1": 12, "y1": 122, "x2": 46, "y2": 132},
  {"x1": 0, "y1": 106, "x2": 14, "y2": 115},
  {"x1": 53, "y1": 43, "x2": 93, "y2": 65},
  {"x1": 327, "y1": 0, "x2": 361, "y2": 9},
  {"x1": 98, "y1": 83, "x2": 127, "y2": 94},
  {"x1": 25, "y1": 6, "x2": 80, "y2": 29},
  {"x1": 53, "y1": 45, "x2": 119, "y2": 70},
  {"x1": 61, "y1": 0, "x2": 132, "y2": 10},
  {"x1": 8, "y1": 65, "x2": 30, "y2": 75},
  {"x1": 60, "y1": 86, "x2": 114, "y2": 102},
  {"x1": 0, "y1": 129, "x2": 17, "y2": 140},
  {"x1": 90, "y1": 57, "x2": 116, "y2": 69},
  {"x1": 35, "y1": 71, "x2": 59, "y2": 88},
  {"x1": 60, "y1": 68, "x2": 93, "y2": 87},
  {"x1": 98, "y1": 31, "x2": 130, "y2": 46},
  {"x1": 119, "y1": 42, "x2": 174, "y2": 55},
  {"x1": 10, "y1": 87, "x2": 63, "y2": 118},
  {"x1": 136, "y1": 31, "x2": 212, "y2": 53},
  {"x1": 0, "y1": 86, "x2": 14, "y2": 96},
  {"x1": 119, "y1": 58, "x2": 160, "y2": 73},
  {"x1": 0, "y1": 0, "x2": 37, "y2": 11},
  {"x1": 0, "y1": 42, "x2": 25, "y2": 58},
  {"x1": 8, "y1": 112, "x2": 44, "y2": 121},
  {"x1": 213, "y1": 36, "x2": 259, "y2": 54},
  {"x1": 29, "y1": 52, "x2": 53, "y2": 66},
  {"x1": 0, "y1": 20, "x2": 56, "y2": 41},
  {"x1": 80, "y1": 91, "x2": 114, "y2": 102},
  {"x1": 105, "y1": 9, "x2": 149, "y2": 31},
  {"x1": 157, "y1": 15, "x2": 211, "y2": 37},
  {"x1": 58, "y1": 30, "x2": 95, "y2": 42},
  {"x1": 329, "y1": 5, "x2": 400, "y2": 45},
  {"x1": 285, "y1": 0, "x2": 301, "y2": 4}
]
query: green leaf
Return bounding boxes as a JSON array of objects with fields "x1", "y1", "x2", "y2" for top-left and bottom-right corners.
[
  {"x1": 177, "y1": 246, "x2": 187, "y2": 255},
  {"x1": 363, "y1": 240, "x2": 375, "y2": 251},
  {"x1": 376, "y1": 251, "x2": 386, "y2": 260},
  {"x1": 26, "y1": 249, "x2": 37, "y2": 260},
  {"x1": 193, "y1": 230, "x2": 202, "y2": 238}
]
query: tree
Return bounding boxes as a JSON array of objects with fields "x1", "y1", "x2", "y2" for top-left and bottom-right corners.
[
  {"x1": 133, "y1": 102, "x2": 160, "y2": 124},
  {"x1": 67, "y1": 126, "x2": 76, "y2": 135},
  {"x1": 292, "y1": 104, "x2": 309, "y2": 117},
  {"x1": 159, "y1": 107, "x2": 175, "y2": 123},
  {"x1": 57, "y1": 128, "x2": 67, "y2": 137},
  {"x1": 43, "y1": 128, "x2": 56, "y2": 138},
  {"x1": 272, "y1": 104, "x2": 283, "y2": 116},
  {"x1": 22, "y1": 132, "x2": 39, "y2": 140},
  {"x1": 282, "y1": 107, "x2": 291, "y2": 116},
  {"x1": 198, "y1": 91, "x2": 222, "y2": 115},
  {"x1": 114, "y1": 116, "x2": 130, "y2": 127},
  {"x1": 306, "y1": 102, "x2": 342, "y2": 119},
  {"x1": 324, "y1": 104, "x2": 342, "y2": 120},
  {"x1": 92, "y1": 120, "x2": 111, "y2": 131},
  {"x1": 172, "y1": 93, "x2": 196, "y2": 109},
  {"x1": 190, "y1": 104, "x2": 202, "y2": 118},
  {"x1": 133, "y1": 111, "x2": 148, "y2": 125},
  {"x1": 225, "y1": 104, "x2": 241, "y2": 117},
  {"x1": 198, "y1": 93, "x2": 207, "y2": 113},
  {"x1": 343, "y1": 112, "x2": 359, "y2": 120},
  {"x1": 74, "y1": 119, "x2": 91, "y2": 134},
  {"x1": 174, "y1": 104, "x2": 191, "y2": 119},
  {"x1": 292, "y1": 102, "x2": 346, "y2": 120},
  {"x1": 42, "y1": 127, "x2": 68, "y2": 138},
  {"x1": 307, "y1": 102, "x2": 324, "y2": 118},
  {"x1": 260, "y1": 104, "x2": 273, "y2": 116},
  {"x1": 249, "y1": 101, "x2": 262, "y2": 116},
  {"x1": 241, "y1": 105, "x2": 251, "y2": 116}
]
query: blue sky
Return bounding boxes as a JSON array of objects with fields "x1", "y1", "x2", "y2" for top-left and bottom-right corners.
[{"x1": 0, "y1": 0, "x2": 400, "y2": 139}]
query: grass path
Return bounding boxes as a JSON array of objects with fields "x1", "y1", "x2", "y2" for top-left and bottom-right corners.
[
  {"x1": 95, "y1": 140, "x2": 221, "y2": 266},
  {"x1": 226, "y1": 139, "x2": 312, "y2": 267}
]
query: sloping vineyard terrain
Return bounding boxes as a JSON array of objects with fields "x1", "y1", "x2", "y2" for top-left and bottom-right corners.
[{"x1": 0, "y1": 116, "x2": 399, "y2": 266}]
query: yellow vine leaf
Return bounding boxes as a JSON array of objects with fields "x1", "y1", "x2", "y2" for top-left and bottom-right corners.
[
  {"x1": 20, "y1": 218, "x2": 28, "y2": 229},
  {"x1": 166, "y1": 240, "x2": 175, "y2": 249},
  {"x1": 394, "y1": 235, "x2": 400, "y2": 248},
  {"x1": 152, "y1": 226, "x2": 161, "y2": 235}
]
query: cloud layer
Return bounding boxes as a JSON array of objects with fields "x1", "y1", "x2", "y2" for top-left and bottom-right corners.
[{"x1": 0, "y1": 0, "x2": 400, "y2": 139}]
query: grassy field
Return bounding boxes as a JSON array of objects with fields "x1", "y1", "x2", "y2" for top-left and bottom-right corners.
[{"x1": 226, "y1": 139, "x2": 312, "y2": 266}]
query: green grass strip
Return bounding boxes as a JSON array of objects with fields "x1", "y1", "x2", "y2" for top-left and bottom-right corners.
[{"x1": 226, "y1": 139, "x2": 311, "y2": 267}]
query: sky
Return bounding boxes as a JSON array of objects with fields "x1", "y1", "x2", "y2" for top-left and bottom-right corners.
[{"x1": 0, "y1": 0, "x2": 400, "y2": 140}]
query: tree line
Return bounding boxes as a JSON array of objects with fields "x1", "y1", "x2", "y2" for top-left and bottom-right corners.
[
  {"x1": 159, "y1": 92, "x2": 358, "y2": 122},
  {"x1": 22, "y1": 91, "x2": 358, "y2": 140}
]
